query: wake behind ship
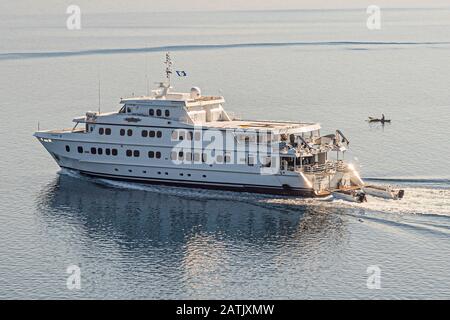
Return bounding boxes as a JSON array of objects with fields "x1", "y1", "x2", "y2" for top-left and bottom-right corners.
[{"x1": 34, "y1": 54, "x2": 395, "y2": 202}]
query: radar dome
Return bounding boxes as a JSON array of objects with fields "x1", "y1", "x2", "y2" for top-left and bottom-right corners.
[{"x1": 190, "y1": 87, "x2": 201, "y2": 99}]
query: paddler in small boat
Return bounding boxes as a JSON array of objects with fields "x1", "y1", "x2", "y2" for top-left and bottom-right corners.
[{"x1": 381, "y1": 113, "x2": 385, "y2": 122}]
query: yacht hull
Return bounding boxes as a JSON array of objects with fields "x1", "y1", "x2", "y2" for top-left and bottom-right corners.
[{"x1": 64, "y1": 167, "x2": 318, "y2": 197}]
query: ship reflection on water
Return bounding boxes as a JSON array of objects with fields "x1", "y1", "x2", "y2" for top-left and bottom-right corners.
[{"x1": 34, "y1": 174, "x2": 348, "y2": 298}]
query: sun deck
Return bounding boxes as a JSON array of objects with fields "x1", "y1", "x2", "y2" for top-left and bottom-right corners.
[{"x1": 203, "y1": 120, "x2": 321, "y2": 132}]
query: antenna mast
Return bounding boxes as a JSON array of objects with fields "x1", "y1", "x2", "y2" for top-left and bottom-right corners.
[
  {"x1": 165, "y1": 52, "x2": 172, "y2": 86},
  {"x1": 98, "y1": 78, "x2": 101, "y2": 114},
  {"x1": 97, "y1": 66, "x2": 101, "y2": 114}
]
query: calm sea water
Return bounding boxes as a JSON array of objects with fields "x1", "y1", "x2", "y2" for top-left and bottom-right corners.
[{"x1": 0, "y1": 8, "x2": 449, "y2": 299}]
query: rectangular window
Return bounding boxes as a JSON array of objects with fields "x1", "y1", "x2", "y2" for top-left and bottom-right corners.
[
  {"x1": 194, "y1": 153, "x2": 200, "y2": 162},
  {"x1": 105, "y1": 128, "x2": 111, "y2": 135},
  {"x1": 134, "y1": 150, "x2": 140, "y2": 157},
  {"x1": 112, "y1": 149, "x2": 118, "y2": 156},
  {"x1": 91, "y1": 147, "x2": 97, "y2": 155}
]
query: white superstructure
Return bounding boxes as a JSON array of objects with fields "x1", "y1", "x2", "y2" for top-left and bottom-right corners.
[{"x1": 35, "y1": 54, "x2": 365, "y2": 198}]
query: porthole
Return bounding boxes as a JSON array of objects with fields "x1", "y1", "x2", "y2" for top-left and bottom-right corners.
[
  {"x1": 149, "y1": 109, "x2": 154, "y2": 116},
  {"x1": 99, "y1": 128, "x2": 104, "y2": 135},
  {"x1": 91, "y1": 147, "x2": 96, "y2": 155},
  {"x1": 65, "y1": 145, "x2": 70, "y2": 152},
  {"x1": 156, "y1": 152, "x2": 161, "y2": 159},
  {"x1": 165, "y1": 110, "x2": 170, "y2": 117},
  {"x1": 120, "y1": 129, "x2": 125, "y2": 136},
  {"x1": 149, "y1": 131, "x2": 155, "y2": 138},
  {"x1": 126, "y1": 150, "x2": 132, "y2": 157},
  {"x1": 98, "y1": 148, "x2": 103, "y2": 155},
  {"x1": 148, "y1": 151, "x2": 154, "y2": 158},
  {"x1": 157, "y1": 131, "x2": 162, "y2": 138},
  {"x1": 106, "y1": 148, "x2": 111, "y2": 155},
  {"x1": 141, "y1": 130, "x2": 148, "y2": 137},
  {"x1": 133, "y1": 150, "x2": 140, "y2": 157},
  {"x1": 156, "y1": 109, "x2": 162, "y2": 117},
  {"x1": 127, "y1": 129, "x2": 133, "y2": 136}
]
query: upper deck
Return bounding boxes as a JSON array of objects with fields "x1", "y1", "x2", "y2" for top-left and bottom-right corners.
[{"x1": 203, "y1": 120, "x2": 320, "y2": 133}]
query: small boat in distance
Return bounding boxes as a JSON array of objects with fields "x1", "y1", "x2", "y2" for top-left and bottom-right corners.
[{"x1": 367, "y1": 115, "x2": 391, "y2": 123}]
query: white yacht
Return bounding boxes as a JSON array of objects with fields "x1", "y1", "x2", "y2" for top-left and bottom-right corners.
[{"x1": 35, "y1": 54, "x2": 373, "y2": 201}]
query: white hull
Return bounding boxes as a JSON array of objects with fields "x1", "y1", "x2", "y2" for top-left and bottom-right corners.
[{"x1": 37, "y1": 137, "x2": 317, "y2": 196}]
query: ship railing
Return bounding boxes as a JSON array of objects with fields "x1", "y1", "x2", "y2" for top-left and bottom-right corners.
[{"x1": 302, "y1": 161, "x2": 347, "y2": 174}]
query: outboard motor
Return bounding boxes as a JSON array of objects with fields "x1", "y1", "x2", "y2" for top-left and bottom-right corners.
[{"x1": 357, "y1": 191, "x2": 367, "y2": 203}]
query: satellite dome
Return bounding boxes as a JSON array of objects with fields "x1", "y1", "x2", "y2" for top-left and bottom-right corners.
[{"x1": 190, "y1": 87, "x2": 201, "y2": 99}]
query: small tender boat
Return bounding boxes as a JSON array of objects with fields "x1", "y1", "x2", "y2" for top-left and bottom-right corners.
[
  {"x1": 363, "y1": 184, "x2": 404, "y2": 200},
  {"x1": 368, "y1": 116, "x2": 391, "y2": 123},
  {"x1": 332, "y1": 188, "x2": 367, "y2": 203}
]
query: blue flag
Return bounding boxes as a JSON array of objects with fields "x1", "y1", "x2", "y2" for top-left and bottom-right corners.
[{"x1": 176, "y1": 70, "x2": 187, "y2": 77}]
